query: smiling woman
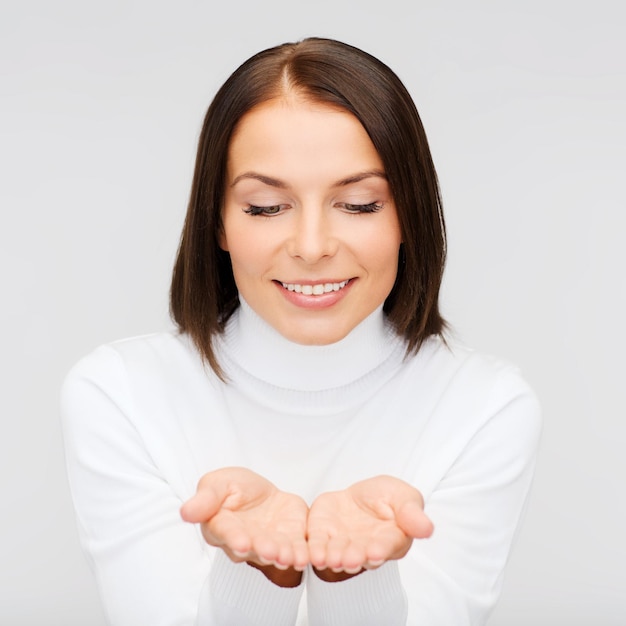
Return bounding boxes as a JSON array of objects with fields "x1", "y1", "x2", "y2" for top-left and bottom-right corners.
[
  {"x1": 220, "y1": 98, "x2": 402, "y2": 345},
  {"x1": 170, "y1": 37, "x2": 447, "y2": 379},
  {"x1": 61, "y1": 37, "x2": 541, "y2": 625}
]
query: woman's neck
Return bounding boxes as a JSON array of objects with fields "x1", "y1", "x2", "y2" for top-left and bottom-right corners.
[{"x1": 219, "y1": 298, "x2": 402, "y2": 392}]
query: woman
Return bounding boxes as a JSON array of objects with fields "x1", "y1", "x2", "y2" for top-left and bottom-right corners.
[{"x1": 61, "y1": 37, "x2": 541, "y2": 625}]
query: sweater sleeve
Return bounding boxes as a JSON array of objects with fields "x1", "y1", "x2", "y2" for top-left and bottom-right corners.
[
  {"x1": 305, "y1": 362, "x2": 541, "y2": 626},
  {"x1": 306, "y1": 561, "x2": 407, "y2": 626},
  {"x1": 60, "y1": 345, "x2": 303, "y2": 626},
  {"x1": 400, "y1": 368, "x2": 543, "y2": 625}
]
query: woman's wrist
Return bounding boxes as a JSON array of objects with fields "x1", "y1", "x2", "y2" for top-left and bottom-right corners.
[
  {"x1": 312, "y1": 567, "x2": 364, "y2": 582},
  {"x1": 247, "y1": 562, "x2": 303, "y2": 588}
]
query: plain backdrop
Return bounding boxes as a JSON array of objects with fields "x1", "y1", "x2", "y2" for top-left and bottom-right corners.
[{"x1": 1, "y1": 1, "x2": 624, "y2": 624}]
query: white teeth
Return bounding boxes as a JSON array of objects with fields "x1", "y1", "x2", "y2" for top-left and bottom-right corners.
[{"x1": 281, "y1": 280, "x2": 349, "y2": 295}]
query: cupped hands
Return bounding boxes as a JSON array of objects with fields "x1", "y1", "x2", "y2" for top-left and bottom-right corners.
[{"x1": 181, "y1": 467, "x2": 433, "y2": 587}]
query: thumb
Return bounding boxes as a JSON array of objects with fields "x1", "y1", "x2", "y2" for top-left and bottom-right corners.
[
  {"x1": 180, "y1": 479, "x2": 228, "y2": 524},
  {"x1": 395, "y1": 499, "x2": 434, "y2": 539}
]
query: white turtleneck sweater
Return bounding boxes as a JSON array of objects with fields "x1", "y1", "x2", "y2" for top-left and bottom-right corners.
[{"x1": 61, "y1": 302, "x2": 541, "y2": 626}]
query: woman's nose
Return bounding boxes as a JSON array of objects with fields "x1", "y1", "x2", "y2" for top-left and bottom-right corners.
[{"x1": 286, "y1": 207, "x2": 338, "y2": 264}]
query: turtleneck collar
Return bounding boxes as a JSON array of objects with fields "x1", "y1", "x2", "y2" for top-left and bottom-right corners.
[{"x1": 217, "y1": 298, "x2": 404, "y2": 393}]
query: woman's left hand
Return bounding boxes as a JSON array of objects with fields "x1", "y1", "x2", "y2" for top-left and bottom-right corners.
[{"x1": 307, "y1": 475, "x2": 433, "y2": 580}]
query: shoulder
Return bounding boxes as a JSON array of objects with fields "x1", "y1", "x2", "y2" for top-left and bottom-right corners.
[
  {"x1": 60, "y1": 332, "x2": 221, "y2": 459},
  {"x1": 413, "y1": 336, "x2": 538, "y2": 399},
  {"x1": 401, "y1": 336, "x2": 542, "y2": 436},
  {"x1": 60, "y1": 331, "x2": 209, "y2": 415},
  {"x1": 63, "y1": 331, "x2": 199, "y2": 383},
  {"x1": 394, "y1": 338, "x2": 542, "y2": 490}
]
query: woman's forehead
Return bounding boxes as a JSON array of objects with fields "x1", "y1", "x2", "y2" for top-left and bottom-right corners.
[{"x1": 226, "y1": 98, "x2": 384, "y2": 187}]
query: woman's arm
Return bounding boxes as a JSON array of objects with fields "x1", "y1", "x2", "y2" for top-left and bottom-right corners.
[
  {"x1": 61, "y1": 345, "x2": 304, "y2": 626},
  {"x1": 303, "y1": 368, "x2": 541, "y2": 626},
  {"x1": 399, "y1": 385, "x2": 542, "y2": 625}
]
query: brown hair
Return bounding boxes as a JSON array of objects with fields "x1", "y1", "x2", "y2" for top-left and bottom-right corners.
[{"x1": 170, "y1": 37, "x2": 447, "y2": 377}]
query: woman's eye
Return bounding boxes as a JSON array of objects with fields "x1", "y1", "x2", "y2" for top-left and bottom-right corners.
[
  {"x1": 242, "y1": 205, "x2": 284, "y2": 216},
  {"x1": 341, "y1": 202, "x2": 384, "y2": 214}
]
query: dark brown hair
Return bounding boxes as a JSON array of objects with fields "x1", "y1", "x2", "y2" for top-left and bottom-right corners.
[{"x1": 170, "y1": 37, "x2": 447, "y2": 376}]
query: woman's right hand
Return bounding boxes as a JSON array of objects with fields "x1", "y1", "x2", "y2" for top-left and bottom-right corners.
[{"x1": 180, "y1": 467, "x2": 309, "y2": 585}]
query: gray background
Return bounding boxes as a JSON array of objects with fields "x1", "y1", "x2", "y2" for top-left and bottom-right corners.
[{"x1": 1, "y1": 1, "x2": 624, "y2": 624}]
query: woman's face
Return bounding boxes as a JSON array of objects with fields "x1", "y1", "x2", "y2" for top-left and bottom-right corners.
[{"x1": 220, "y1": 97, "x2": 402, "y2": 345}]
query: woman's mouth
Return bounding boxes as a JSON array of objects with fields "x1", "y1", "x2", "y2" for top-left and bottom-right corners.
[{"x1": 279, "y1": 279, "x2": 350, "y2": 296}]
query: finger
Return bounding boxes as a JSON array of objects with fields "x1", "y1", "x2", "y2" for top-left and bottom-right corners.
[
  {"x1": 291, "y1": 536, "x2": 310, "y2": 572},
  {"x1": 180, "y1": 485, "x2": 224, "y2": 523},
  {"x1": 220, "y1": 545, "x2": 253, "y2": 564},
  {"x1": 271, "y1": 532, "x2": 311, "y2": 571},
  {"x1": 325, "y1": 535, "x2": 351, "y2": 572},
  {"x1": 251, "y1": 533, "x2": 281, "y2": 567},
  {"x1": 307, "y1": 530, "x2": 330, "y2": 569},
  {"x1": 377, "y1": 478, "x2": 433, "y2": 539},
  {"x1": 364, "y1": 531, "x2": 408, "y2": 566},
  {"x1": 275, "y1": 531, "x2": 310, "y2": 570},
  {"x1": 180, "y1": 469, "x2": 239, "y2": 523},
  {"x1": 274, "y1": 541, "x2": 295, "y2": 571},
  {"x1": 249, "y1": 533, "x2": 305, "y2": 571},
  {"x1": 341, "y1": 540, "x2": 367, "y2": 573},
  {"x1": 396, "y1": 499, "x2": 434, "y2": 539}
]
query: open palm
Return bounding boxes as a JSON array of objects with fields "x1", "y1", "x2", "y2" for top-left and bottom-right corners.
[
  {"x1": 307, "y1": 475, "x2": 433, "y2": 575},
  {"x1": 181, "y1": 467, "x2": 309, "y2": 571}
]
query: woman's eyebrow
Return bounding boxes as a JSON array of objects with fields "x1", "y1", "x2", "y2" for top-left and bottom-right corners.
[
  {"x1": 334, "y1": 170, "x2": 387, "y2": 187},
  {"x1": 230, "y1": 169, "x2": 387, "y2": 189},
  {"x1": 230, "y1": 172, "x2": 288, "y2": 188}
]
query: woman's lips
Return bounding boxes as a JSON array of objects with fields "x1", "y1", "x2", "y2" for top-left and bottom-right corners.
[
  {"x1": 274, "y1": 278, "x2": 354, "y2": 308},
  {"x1": 280, "y1": 279, "x2": 350, "y2": 295}
]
